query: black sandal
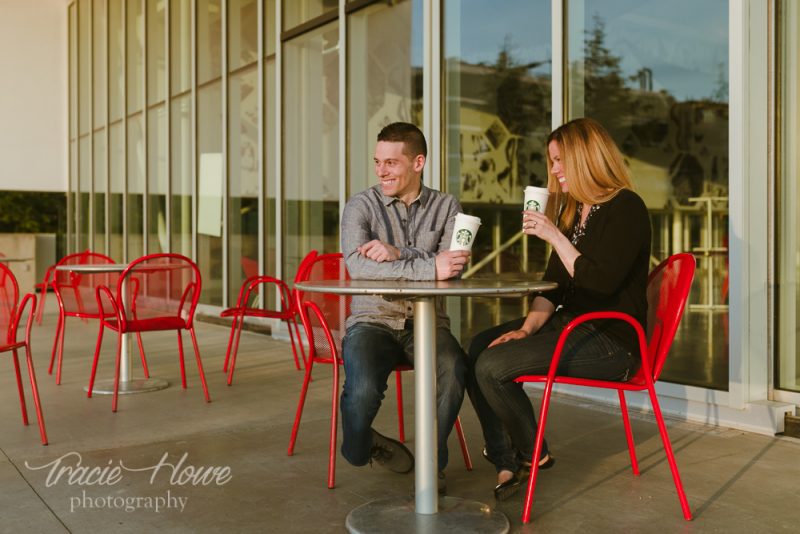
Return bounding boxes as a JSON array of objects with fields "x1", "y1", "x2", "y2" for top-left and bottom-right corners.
[{"x1": 494, "y1": 473, "x2": 525, "y2": 501}]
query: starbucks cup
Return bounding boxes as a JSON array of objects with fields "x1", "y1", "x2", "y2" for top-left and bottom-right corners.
[
  {"x1": 449, "y1": 213, "x2": 481, "y2": 251},
  {"x1": 524, "y1": 186, "x2": 549, "y2": 214}
]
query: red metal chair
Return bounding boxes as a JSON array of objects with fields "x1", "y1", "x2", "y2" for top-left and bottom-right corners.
[
  {"x1": 34, "y1": 263, "x2": 56, "y2": 325},
  {"x1": 220, "y1": 250, "x2": 318, "y2": 384},
  {"x1": 49, "y1": 250, "x2": 149, "y2": 385},
  {"x1": 1, "y1": 263, "x2": 48, "y2": 445},
  {"x1": 89, "y1": 253, "x2": 210, "y2": 412},
  {"x1": 514, "y1": 253, "x2": 696, "y2": 523},
  {"x1": 287, "y1": 253, "x2": 472, "y2": 488}
]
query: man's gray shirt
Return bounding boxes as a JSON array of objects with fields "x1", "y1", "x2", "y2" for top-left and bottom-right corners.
[{"x1": 340, "y1": 183, "x2": 462, "y2": 330}]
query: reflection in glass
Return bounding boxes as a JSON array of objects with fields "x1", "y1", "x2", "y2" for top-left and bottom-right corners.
[
  {"x1": 127, "y1": 113, "x2": 145, "y2": 259},
  {"x1": 69, "y1": 3, "x2": 77, "y2": 252},
  {"x1": 198, "y1": 0, "x2": 222, "y2": 86},
  {"x1": 127, "y1": 0, "x2": 144, "y2": 113},
  {"x1": 148, "y1": 105, "x2": 168, "y2": 254},
  {"x1": 79, "y1": 136, "x2": 91, "y2": 251},
  {"x1": 78, "y1": 0, "x2": 90, "y2": 135},
  {"x1": 443, "y1": 0, "x2": 552, "y2": 340},
  {"x1": 147, "y1": 0, "x2": 166, "y2": 106},
  {"x1": 567, "y1": 0, "x2": 729, "y2": 389},
  {"x1": 171, "y1": 95, "x2": 192, "y2": 257},
  {"x1": 265, "y1": 0, "x2": 276, "y2": 56},
  {"x1": 198, "y1": 82, "x2": 223, "y2": 305},
  {"x1": 93, "y1": 131, "x2": 106, "y2": 255},
  {"x1": 348, "y1": 0, "x2": 422, "y2": 196},
  {"x1": 228, "y1": 0, "x2": 258, "y2": 71},
  {"x1": 777, "y1": 0, "x2": 800, "y2": 393},
  {"x1": 283, "y1": 0, "x2": 336, "y2": 31},
  {"x1": 171, "y1": 0, "x2": 191, "y2": 96},
  {"x1": 93, "y1": 0, "x2": 106, "y2": 129},
  {"x1": 264, "y1": 59, "x2": 277, "y2": 299},
  {"x1": 109, "y1": 122, "x2": 124, "y2": 261},
  {"x1": 108, "y1": 0, "x2": 124, "y2": 121},
  {"x1": 283, "y1": 22, "x2": 339, "y2": 277}
]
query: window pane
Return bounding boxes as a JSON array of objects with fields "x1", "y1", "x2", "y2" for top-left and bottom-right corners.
[
  {"x1": 443, "y1": 0, "x2": 552, "y2": 338},
  {"x1": 567, "y1": 0, "x2": 729, "y2": 389},
  {"x1": 171, "y1": 94, "x2": 193, "y2": 257},
  {"x1": 93, "y1": 0, "x2": 106, "y2": 128},
  {"x1": 93, "y1": 131, "x2": 106, "y2": 255},
  {"x1": 170, "y1": 0, "x2": 191, "y2": 95},
  {"x1": 79, "y1": 136, "x2": 91, "y2": 251},
  {"x1": 127, "y1": 0, "x2": 144, "y2": 113},
  {"x1": 283, "y1": 0, "x2": 336, "y2": 31},
  {"x1": 127, "y1": 113, "x2": 145, "y2": 259},
  {"x1": 348, "y1": 0, "x2": 422, "y2": 196},
  {"x1": 265, "y1": 0, "x2": 276, "y2": 56},
  {"x1": 78, "y1": 0, "x2": 90, "y2": 135},
  {"x1": 198, "y1": 0, "x2": 222, "y2": 85},
  {"x1": 228, "y1": 0, "x2": 257, "y2": 71},
  {"x1": 110, "y1": 122, "x2": 124, "y2": 261},
  {"x1": 228, "y1": 67, "x2": 259, "y2": 306},
  {"x1": 265, "y1": 59, "x2": 276, "y2": 284},
  {"x1": 148, "y1": 104, "x2": 168, "y2": 254},
  {"x1": 147, "y1": 0, "x2": 166, "y2": 106},
  {"x1": 283, "y1": 21, "x2": 339, "y2": 276},
  {"x1": 109, "y1": 0, "x2": 124, "y2": 121},
  {"x1": 70, "y1": 3, "x2": 78, "y2": 141},
  {"x1": 777, "y1": 0, "x2": 800, "y2": 392},
  {"x1": 197, "y1": 82, "x2": 223, "y2": 305}
]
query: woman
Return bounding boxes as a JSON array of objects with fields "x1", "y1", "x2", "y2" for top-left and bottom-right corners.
[{"x1": 467, "y1": 117, "x2": 651, "y2": 501}]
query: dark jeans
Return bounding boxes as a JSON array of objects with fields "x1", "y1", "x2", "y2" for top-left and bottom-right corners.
[
  {"x1": 466, "y1": 311, "x2": 638, "y2": 473},
  {"x1": 340, "y1": 321, "x2": 467, "y2": 469}
]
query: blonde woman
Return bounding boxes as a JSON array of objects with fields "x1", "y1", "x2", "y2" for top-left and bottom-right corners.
[{"x1": 466, "y1": 118, "x2": 652, "y2": 501}]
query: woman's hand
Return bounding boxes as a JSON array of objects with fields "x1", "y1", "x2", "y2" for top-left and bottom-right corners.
[
  {"x1": 487, "y1": 329, "x2": 529, "y2": 348},
  {"x1": 522, "y1": 210, "x2": 559, "y2": 244}
]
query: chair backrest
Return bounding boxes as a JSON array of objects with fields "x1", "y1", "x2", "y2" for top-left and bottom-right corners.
[
  {"x1": 298, "y1": 300, "x2": 339, "y2": 364},
  {"x1": 297, "y1": 252, "x2": 350, "y2": 350},
  {"x1": 0, "y1": 262, "x2": 19, "y2": 343},
  {"x1": 118, "y1": 253, "x2": 201, "y2": 328},
  {"x1": 645, "y1": 253, "x2": 696, "y2": 381},
  {"x1": 293, "y1": 250, "x2": 318, "y2": 285},
  {"x1": 53, "y1": 251, "x2": 116, "y2": 315}
]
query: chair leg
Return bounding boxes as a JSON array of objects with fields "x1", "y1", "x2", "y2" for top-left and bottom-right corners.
[
  {"x1": 177, "y1": 331, "x2": 188, "y2": 389},
  {"x1": 395, "y1": 371, "x2": 405, "y2": 443},
  {"x1": 49, "y1": 312, "x2": 64, "y2": 375},
  {"x1": 288, "y1": 362, "x2": 314, "y2": 457},
  {"x1": 328, "y1": 357, "x2": 340, "y2": 489},
  {"x1": 136, "y1": 332, "x2": 150, "y2": 378},
  {"x1": 455, "y1": 417, "x2": 473, "y2": 471},
  {"x1": 226, "y1": 313, "x2": 246, "y2": 386},
  {"x1": 222, "y1": 314, "x2": 238, "y2": 373},
  {"x1": 35, "y1": 288, "x2": 47, "y2": 325},
  {"x1": 647, "y1": 385, "x2": 692, "y2": 520},
  {"x1": 12, "y1": 349, "x2": 29, "y2": 425},
  {"x1": 112, "y1": 331, "x2": 123, "y2": 412},
  {"x1": 521, "y1": 378, "x2": 557, "y2": 524},
  {"x1": 55, "y1": 316, "x2": 67, "y2": 385},
  {"x1": 189, "y1": 327, "x2": 211, "y2": 403},
  {"x1": 23, "y1": 343, "x2": 48, "y2": 445},
  {"x1": 291, "y1": 316, "x2": 308, "y2": 369},
  {"x1": 286, "y1": 318, "x2": 302, "y2": 371},
  {"x1": 618, "y1": 389, "x2": 640, "y2": 475},
  {"x1": 88, "y1": 322, "x2": 106, "y2": 398}
]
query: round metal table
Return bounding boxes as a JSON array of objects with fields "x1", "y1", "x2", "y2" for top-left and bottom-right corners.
[{"x1": 295, "y1": 277, "x2": 557, "y2": 534}]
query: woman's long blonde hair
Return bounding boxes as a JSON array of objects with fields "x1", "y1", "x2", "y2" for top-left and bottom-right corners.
[{"x1": 544, "y1": 118, "x2": 633, "y2": 232}]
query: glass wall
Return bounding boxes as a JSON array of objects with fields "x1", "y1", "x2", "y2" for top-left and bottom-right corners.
[
  {"x1": 566, "y1": 0, "x2": 729, "y2": 390},
  {"x1": 777, "y1": 0, "x2": 800, "y2": 394},
  {"x1": 443, "y1": 0, "x2": 553, "y2": 339}
]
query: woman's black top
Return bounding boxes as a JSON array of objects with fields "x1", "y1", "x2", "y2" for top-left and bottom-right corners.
[{"x1": 540, "y1": 188, "x2": 652, "y2": 357}]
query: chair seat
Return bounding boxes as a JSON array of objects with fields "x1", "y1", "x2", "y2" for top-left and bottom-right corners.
[
  {"x1": 104, "y1": 316, "x2": 187, "y2": 333},
  {"x1": 515, "y1": 372, "x2": 648, "y2": 391},
  {"x1": 220, "y1": 307, "x2": 292, "y2": 320}
]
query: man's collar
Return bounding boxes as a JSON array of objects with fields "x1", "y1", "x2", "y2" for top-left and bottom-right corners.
[{"x1": 376, "y1": 183, "x2": 431, "y2": 207}]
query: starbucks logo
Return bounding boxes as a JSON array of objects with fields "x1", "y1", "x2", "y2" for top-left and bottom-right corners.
[
  {"x1": 455, "y1": 229, "x2": 473, "y2": 246},
  {"x1": 525, "y1": 199, "x2": 541, "y2": 212}
]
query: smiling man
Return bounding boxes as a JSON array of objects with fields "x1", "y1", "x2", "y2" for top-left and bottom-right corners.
[{"x1": 339, "y1": 122, "x2": 470, "y2": 494}]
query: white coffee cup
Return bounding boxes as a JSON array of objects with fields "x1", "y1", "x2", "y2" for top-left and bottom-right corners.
[
  {"x1": 449, "y1": 213, "x2": 481, "y2": 251},
  {"x1": 524, "y1": 186, "x2": 549, "y2": 214}
]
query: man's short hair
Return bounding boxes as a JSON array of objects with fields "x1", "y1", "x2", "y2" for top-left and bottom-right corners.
[{"x1": 377, "y1": 122, "x2": 427, "y2": 158}]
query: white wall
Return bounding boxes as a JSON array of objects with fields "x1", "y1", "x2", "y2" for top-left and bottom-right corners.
[{"x1": 0, "y1": 0, "x2": 68, "y2": 192}]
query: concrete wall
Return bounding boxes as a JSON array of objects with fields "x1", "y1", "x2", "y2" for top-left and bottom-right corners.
[{"x1": 0, "y1": 0, "x2": 69, "y2": 192}]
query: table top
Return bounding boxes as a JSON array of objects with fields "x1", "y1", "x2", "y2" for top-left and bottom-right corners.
[
  {"x1": 0, "y1": 257, "x2": 33, "y2": 263},
  {"x1": 55, "y1": 263, "x2": 128, "y2": 273},
  {"x1": 296, "y1": 277, "x2": 557, "y2": 297}
]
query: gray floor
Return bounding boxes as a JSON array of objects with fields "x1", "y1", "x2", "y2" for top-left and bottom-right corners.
[{"x1": 1, "y1": 300, "x2": 798, "y2": 533}]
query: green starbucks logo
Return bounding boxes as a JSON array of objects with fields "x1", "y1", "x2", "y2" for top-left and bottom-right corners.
[
  {"x1": 455, "y1": 229, "x2": 473, "y2": 246},
  {"x1": 525, "y1": 199, "x2": 541, "y2": 212}
]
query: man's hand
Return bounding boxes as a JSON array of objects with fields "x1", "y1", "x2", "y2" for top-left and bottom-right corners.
[
  {"x1": 435, "y1": 250, "x2": 471, "y2": 280},
  {"x1": 358, "y1": 240, "x2": 401, "y2": 263},
  {"x1": 487, "y1": 329, "x2": 528, "y2": 348}
]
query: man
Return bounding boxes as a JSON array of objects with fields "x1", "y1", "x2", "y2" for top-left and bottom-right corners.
[{"x1": 340, "y1": 122, "x2": 470, "y2": 494}]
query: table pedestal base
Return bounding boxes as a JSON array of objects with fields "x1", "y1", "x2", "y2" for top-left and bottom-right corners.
[
  {"x1": 83, "y1": 378, "x2": 170, "y2": 395},
  {"x1": 345, "y1": 496, "x2": 509, "y2": 534}
]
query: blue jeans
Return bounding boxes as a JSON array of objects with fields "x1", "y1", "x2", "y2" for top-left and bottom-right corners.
[
  {"x1": 467, "y1": 311, "x2": 638, "y2": 473},
  {"x1": 340, "y1": 321, "x2": 467, "y2": 469}
]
